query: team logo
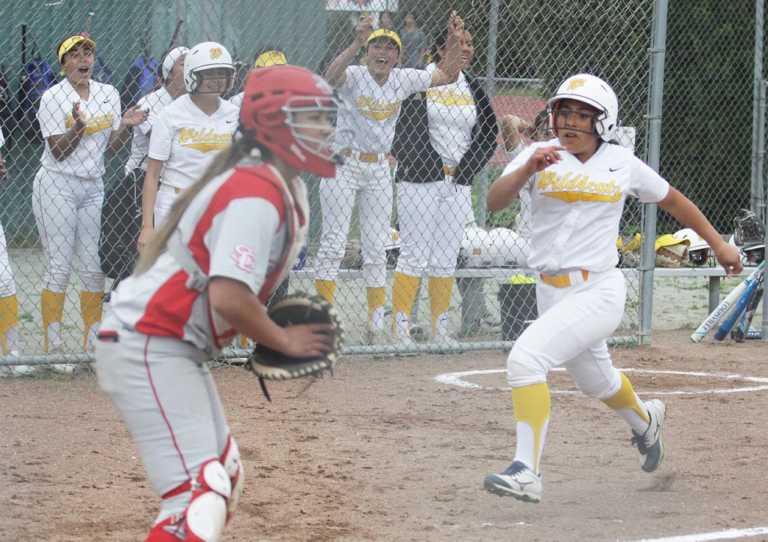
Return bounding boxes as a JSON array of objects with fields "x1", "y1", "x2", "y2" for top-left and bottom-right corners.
[
  {"x1": 210, "y1": 47, "x2": 223, "y2": 59},
  {"x1": 567, "y1": 78, "x2": 586, "y2": 90},
  {"x1": 231, "y1": 244, "x2": 257, "y2": 273}
]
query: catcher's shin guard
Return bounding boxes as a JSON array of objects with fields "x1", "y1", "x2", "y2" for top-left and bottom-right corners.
[
  {"x1": 183, "y1": 459, "x2": 231, "y2": 541},
  {"x1": 219, "y1": 436, "x2": 244, "y2": 523}
]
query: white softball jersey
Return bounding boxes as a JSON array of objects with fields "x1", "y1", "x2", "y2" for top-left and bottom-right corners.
[
  {"x1": 229, "y1": 92, "x2": 243, "y2": 109},
  {"x1": 335, "y1": 65, "x2": 432, "y2": 153},
  {"x1": 148, "y1": 94, "x2": 238, "y2": 190},
  {"x1": 37, "y1": 78, "x2": 121, "y2": 178},
  {"x1": 425, "y1": 63, "x2": 476, "y2": 168},
  {"x1": 124, "y1": 86, "x2": 174, "y2": 174},
  {"x1": 502, "y1": 139, "x2": 669, "y2": 273},
  {"x1": 107, "y1": 164, "x2": 308, "y2": 355}
]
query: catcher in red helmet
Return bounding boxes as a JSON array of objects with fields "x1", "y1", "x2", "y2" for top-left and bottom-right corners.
[{"x1": 94, "y1": 65, "x2": 340, "y2": 542}]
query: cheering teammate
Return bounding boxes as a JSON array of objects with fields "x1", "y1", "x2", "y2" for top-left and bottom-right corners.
[
  {"x1": 95, "y1": 64, "x2": 339, "y2": 542},
  {"x1": 314, "y1": 11, "x2": 465, "y2": 342},
  {"x1": 33, "y1": 32, "x2": 147, "y2": 366},
  {"x1": 483, "y1": 74, "x2": 742, "y2": 503},
  {"x1": 390, "y1": 26, "x2": 498, "y2": 345},
  {"x1": 138, "y1": 41, "x2": 238, "y2": 249}
]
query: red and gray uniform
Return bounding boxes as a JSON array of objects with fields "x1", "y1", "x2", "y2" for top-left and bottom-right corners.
[{"x1": 94, "y1": 162, "x2": 307, "y2": 529}]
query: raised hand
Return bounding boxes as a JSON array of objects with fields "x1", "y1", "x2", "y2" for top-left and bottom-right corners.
[
  {"x1": 354, "y1": 14, "x2": 374, "y2": 47},
  {"x1": 122, "y1": 104, "x2": 149, "y2": 128},
  {"x1": 526, "y1": 145, "x2": 565, "y2": 173}
]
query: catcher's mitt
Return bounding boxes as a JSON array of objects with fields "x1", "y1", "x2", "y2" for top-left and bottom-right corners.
[
  {"x1": 248, "y1": 293, "x2": 343, "y2": 394},
  {"x1": 734, "y1": 209, "x2": 765, "y2": 247}
]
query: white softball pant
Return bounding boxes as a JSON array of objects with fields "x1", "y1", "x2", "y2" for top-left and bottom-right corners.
[
  {"x1": 315, "y1": 157, "x2": 393, "y2": 287},
  {"x1": 154, "y1": 184, "x2": 180, "y2": 229},
  {"x1": 396, "y1": 180, "x2": 470, "y2": 277},
  {"x1": 0, "y1": 224, "x2": 15, "y2": 297},
  {"x1": 95, "y1": 312, "x2": 231, "y2": 524},
  {"x1": 32, "y1": 168, "x2": 105, "y2": 292},
  {"x1": 507, "y1": 268, "x2": 626, "y2": 399}
]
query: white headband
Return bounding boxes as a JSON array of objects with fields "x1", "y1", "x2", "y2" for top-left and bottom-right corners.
[{"x1": 162, "y1": 46, "x2": 189, "y2": 81}]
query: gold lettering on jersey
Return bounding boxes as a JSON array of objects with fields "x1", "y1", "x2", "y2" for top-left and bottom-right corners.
[
  {"x1": 355, "y1": 96, "x2": 400, "y2": 121},
  {"x1": 537, "y1": 171, "x2": 622, "y2": 203},
  {"x1": 426, "y1": 88, "x2": 474, "y2": 107},
  {"x1": 178, "y1": 127, "x2": 231, "y2": 153},
  {"x1": 567, "y1": 78, "x2": 586, "y2": 90},
  {"x1": 65, "y1": 113, "x2": 114, "y2": 136}
]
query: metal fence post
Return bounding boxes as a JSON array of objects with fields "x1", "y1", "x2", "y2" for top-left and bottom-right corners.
[
  {"x1": 752, "y1": 0, "x2": 765, "y2": 216},
  {"x1": 477, "y1": 0, "x2": 499, "y2": 229},
  {"x1": 639, "y1": 0, "x2": 669, "y2": 345}
]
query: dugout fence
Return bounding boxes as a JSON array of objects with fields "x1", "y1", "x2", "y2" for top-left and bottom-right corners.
[{"x1": 0, "y1": 0, "x2": 765, "y2": 368}]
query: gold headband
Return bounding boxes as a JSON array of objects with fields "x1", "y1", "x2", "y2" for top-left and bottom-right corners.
[
  {"x1": 57, "y1": 34, "x2": 96, "y2": 63},
  {"x1": 254, "y1": 50, "x2": 287, "y2": 68}
]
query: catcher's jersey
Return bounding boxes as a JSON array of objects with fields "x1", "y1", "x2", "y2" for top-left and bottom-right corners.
[
  {"x1": 502, "y1": 139, "x2": 669, "y2": 272},
  {"x1": 425, "y1": 63, "x2": 476, "y2": 168},
  {"x1": 107, "y1": 163, "x2": 308, "y2": 354},
  {"x1": 38, "y1": 78, "x2": 121, "y2": 178},
  {"x1": 148, "y1": 94, "x2": 238, "y2": 190},
  {"x1": 334, "y1": 65, "x2": 431, "y2": 153},
  {"x1": 124, "y1": 86, "x2": 173, "y2": 174}
]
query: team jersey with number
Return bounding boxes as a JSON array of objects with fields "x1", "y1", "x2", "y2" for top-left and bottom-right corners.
[
  {"x1": 502, "y1": 138, "x2": 670, "y2": 273},
  {"x1": 148, "y1": 94, "x2": 238, "y2": 190},
  {"x1": 124, "y1": 86, "x2": 173, "y2": 174},
  {"x1": 425, "y1": 63, "x2": 476, "y2": 168},
  {"x1": 334, "y1": 65, "x2": 432, "y2": 153},
  {"x1": 108, "y1": 163, "x2": 308, "y2": 355},
  {"x1": 38, "y1": 78, "x2": 121, "y2": 178}
]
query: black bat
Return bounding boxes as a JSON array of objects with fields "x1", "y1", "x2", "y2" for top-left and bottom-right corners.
[{"x1": 168, "y1": 18, "x2": 184, "y2": 49}]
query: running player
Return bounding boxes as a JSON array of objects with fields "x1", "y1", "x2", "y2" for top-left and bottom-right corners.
[
  {"x1": 483, "y1": 74, "x2": 742, "y2": 503},
  {"x1": 314, "y1": 11, "x2": 465, "y2": 342},
  {"x1": 138, "y1": 41, "x2": 238, "y2": 249},
  {"x1": 33, "y1": 32, "x2": 147, "y2": 368},
  {"x1": 94, "y1": 64, "x2": 339, "y2": 541},
  {"x1": 390, "y1": 26, "x2": 498, "y2": 345}
]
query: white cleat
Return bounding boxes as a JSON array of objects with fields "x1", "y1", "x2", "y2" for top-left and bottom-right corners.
[
  {"x1": 483, "y1": 461, "x2": 542, "y2": 503},
  {"x1": 632, "y1": 399, "x2": 666, "y2": 473}
]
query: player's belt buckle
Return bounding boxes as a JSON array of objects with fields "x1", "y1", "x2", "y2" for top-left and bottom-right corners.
[
  {"x1": 443, "y1": 165, "x2": 456, "y2": 176},
  {"x1": 540, "y1": 269, "x2": 589, "y2": 288},
  {"x1": 174, "y1": 187, "x2": 182, "y2": 194}
]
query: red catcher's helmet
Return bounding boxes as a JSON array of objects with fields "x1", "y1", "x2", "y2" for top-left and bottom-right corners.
[{"x1": 239, "y1": 64, "x2": 340, "y2": 178}]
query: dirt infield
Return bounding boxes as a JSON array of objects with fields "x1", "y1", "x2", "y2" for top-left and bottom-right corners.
[{"x1": 1, "y1": 330, "x2": 767, "y2": 541}]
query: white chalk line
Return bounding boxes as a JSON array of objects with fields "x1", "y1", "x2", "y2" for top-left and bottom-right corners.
[
  {"x1": 628, "y1": 526, "x2": 768, "y2": 541},
  {"x1": 434, "y1": 367, "x2": 768, "y2": 396}
]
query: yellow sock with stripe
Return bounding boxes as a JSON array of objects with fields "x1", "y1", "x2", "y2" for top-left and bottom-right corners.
[
  {"x1": 366, "y1": 286, "x2": 386, "y2": 324},
  {"x1": 80, "y1": 291, "x2": 104, "y2": 350},
  {"x1": 511, "y1": 383, "x2": 551, "y2": 473},
  {"x1": 603, "y1": 372, "x2": 650, "y2": 433},
  {"x1": 0, "y1": 295, "x2": 19, "y2": 354},
  {"x1": 392, "y1": 272, "x2": 420, "y2": 332},
  {"x1": 315, "y1": 279, "x2": 336, "y2": 304},
  {"x1": 428, "y1": 276, "x2": 454, "y2": 336},
  {"x1": 42, "y1": 289, "x2": 65, "y2": 353}
]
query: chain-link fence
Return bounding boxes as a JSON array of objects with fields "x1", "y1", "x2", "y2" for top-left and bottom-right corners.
[{"x1": 0, "y1": 0, "x2": 764, "y2": 370}]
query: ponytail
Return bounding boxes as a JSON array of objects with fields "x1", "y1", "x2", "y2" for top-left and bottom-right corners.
[{"x1": 134, "y1": 136, "x2": 255, "y2": 274}]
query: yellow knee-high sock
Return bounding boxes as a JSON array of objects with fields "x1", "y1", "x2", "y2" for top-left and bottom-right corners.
[
  {"x1": 0, "y1": 295, "x2": 19, "y2": 354},
  {"x1": 42, "y1": 289, "x2": 65, "y2": 353},
  {"x1": 603, "y1": 372, "x2": 650, "y2": 432},
  {"x1": 367, "y1": 287, "x2": 386, "y2": 322},
  {"x1": 80, "y1": 291, "x2": 104, "y2": 350},
  {"x1": 315, "y1": 279, "x2": 336, "y2": 303},
  {"x1": 511, "y1": 383, "x2": 551, "y2": 473},
  {"x1": 392, "y1": 272, "x2": 420, "y2": 330},
  {"x1": 428, "y1": 276, "x2": 454, "y2": 335}
]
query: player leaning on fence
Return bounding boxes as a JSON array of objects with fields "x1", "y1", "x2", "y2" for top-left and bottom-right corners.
[
  {"x1": 33, "y1": 32, "x2": 147, "y2": 368},
  {"x1": 390, "y1": 26, "x2": 498, "y2": 345},
  {"x1": 482, "y1": 74, "x2": 742, "y2": 504},
  {"x1": 314, "y1": 11, "x2": 465, "y2": 343}
]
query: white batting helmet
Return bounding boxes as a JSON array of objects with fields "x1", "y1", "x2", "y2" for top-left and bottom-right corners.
[
  {"x1": 674, "y1": 228, "x2": 710, "y2": 266},
  {"x1": 548, "y1": 73, "x2": 619, "y2": 142},
  {"x1": 184, "y1": 41, "x2": 234, "y2": 94},
  {"x1": 487, "y1": 228, "x2": 529, "y2": 267}
]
